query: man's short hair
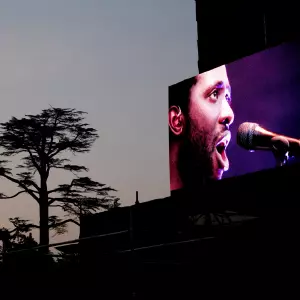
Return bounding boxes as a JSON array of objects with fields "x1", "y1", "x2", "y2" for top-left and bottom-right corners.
[{"x1": 168, "y1": 76, "x2": 197, "y2": 114}]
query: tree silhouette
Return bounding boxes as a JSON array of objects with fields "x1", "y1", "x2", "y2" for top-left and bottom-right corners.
[
  {"x1": 0, "y1": 107, "x2": 120, "y2": 253},
  {"x1": 50, "y1": 176, "x2": 120, "y2": 229},
  {"x1": 0, "y1": 217, "x2": 38, "y2": 270},
  {"x1": 0, "y1": 218, "x2": 56, "y2": 272},
  {"x1": 0, "y1": 217, "x2": 38, "y2": 251}
]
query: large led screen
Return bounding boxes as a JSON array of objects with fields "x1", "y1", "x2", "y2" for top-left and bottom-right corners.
[{"x1": 169, "y1": 38, "x2": 300, "y2": 192}]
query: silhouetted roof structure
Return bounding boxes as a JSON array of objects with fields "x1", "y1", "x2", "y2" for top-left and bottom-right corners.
[
  {"x1": 79, "y1": 162, "x2": 300, "y2": 258},
  {"x1": 55, "y1": 243, "x2": 78, "y2": 254},
  {"x1": 76, "y1": 163, "x2": 300, "y2": 298}
]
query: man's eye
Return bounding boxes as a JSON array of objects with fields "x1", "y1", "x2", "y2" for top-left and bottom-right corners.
[
  {"x1": 225, "y1": 94, "x2": 232, "y2": 105},
  {"x1": 210, "y1": 89, "x2": 219, "y2": 101}
]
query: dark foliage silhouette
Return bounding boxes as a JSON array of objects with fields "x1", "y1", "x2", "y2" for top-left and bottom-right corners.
[{"x1": 5, "y1": 217, "x2": 38, "y2": 250}]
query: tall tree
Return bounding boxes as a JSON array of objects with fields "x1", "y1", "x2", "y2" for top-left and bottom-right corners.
[{"x1": 0, "y1": 107, "x2": 119, "y2": 253}]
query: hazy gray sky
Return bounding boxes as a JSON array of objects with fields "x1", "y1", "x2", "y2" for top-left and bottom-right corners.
[{"x1": 0, "y1": 0, "x2": 197, "y2": 243}]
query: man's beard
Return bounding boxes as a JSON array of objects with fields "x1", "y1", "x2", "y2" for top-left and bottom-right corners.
[{"x1": 177, "y1": 121, "x2": 219, "y2": 190}]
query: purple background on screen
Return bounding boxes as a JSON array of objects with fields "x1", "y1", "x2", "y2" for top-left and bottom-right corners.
[{"x1": 224, "y1": 39, "x2": 300, "y2": 178}]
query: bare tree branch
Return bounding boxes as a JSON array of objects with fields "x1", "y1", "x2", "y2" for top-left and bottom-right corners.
[
  {"x1": 50, "y1": 218, "x2": 80, "y2": 227},
  {"x1": 1, "y1": 174, "x2": 39, "y2": 203},
  {"x1": 48, "y1": 197, "x2": 74, "y2": 205},
  {"x1": 49, "y1": 204, "x2": 64, "y2": 209},
  {"x1": 26, "y1": 147, "x2": 41, "y2": 174},
  {"x1": 8, "y1": 228, "x2": 17, "y2": 234},
  {"x1": 47, "y1": 110, "x2": 60, "y2": 155},
  {"x1": 47, "y1": 179, "x2": 75, "y2": 196},
  {"x1": 0, "y1": 190, "x2": 26, "y2": 199}
]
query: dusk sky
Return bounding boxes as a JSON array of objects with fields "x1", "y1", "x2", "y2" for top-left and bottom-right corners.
[{"x1": 0, "y1": 0, "x2": 197, "y2": 243}]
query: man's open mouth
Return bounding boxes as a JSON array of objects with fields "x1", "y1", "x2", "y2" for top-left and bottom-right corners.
[
  {"x1": 216, "y1": 142, "x2": 226, "y2": 155},
  {"x1": 215, "y1": 132, "x2": 231, "y2": 171}
]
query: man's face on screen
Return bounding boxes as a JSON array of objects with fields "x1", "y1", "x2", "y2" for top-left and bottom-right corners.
[{"x1": 181, "y1": 66, "x2": 234, "y2": 183}]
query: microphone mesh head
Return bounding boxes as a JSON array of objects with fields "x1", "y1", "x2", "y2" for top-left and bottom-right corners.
[{"x1": 237, "y1": 122, "x2": 258, "y2": 149}]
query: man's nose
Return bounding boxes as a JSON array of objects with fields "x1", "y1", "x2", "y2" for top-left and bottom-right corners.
[{"x1": 219, "y1": 99, "x2": 234, "y2": 127}]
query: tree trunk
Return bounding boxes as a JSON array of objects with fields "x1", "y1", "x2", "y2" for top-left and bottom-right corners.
[
  {"x1": 39, "y1": 202, "x2": 49, "y2": 254},
  {"x1": 39, "y1": 175, "x2": 49, "y2": 254}
]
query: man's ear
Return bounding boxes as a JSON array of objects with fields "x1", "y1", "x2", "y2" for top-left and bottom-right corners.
[{"x1": 169, "y1": 106, "x2": 185, "y2": 136}]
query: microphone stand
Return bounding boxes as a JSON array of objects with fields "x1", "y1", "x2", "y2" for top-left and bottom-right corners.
[{"x1": 271, "y1": 136, "x2": 290, "y2": 167}]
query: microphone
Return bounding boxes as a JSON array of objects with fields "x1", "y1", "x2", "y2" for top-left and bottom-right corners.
[{"x1": 237, "y1": 122, "x2": 300, "y2": 157}]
